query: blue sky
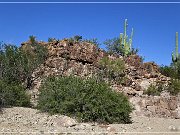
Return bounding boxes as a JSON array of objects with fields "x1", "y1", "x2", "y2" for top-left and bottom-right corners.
[{"x1": 0, "y1": 1, "x2": 180, "y2": 66}]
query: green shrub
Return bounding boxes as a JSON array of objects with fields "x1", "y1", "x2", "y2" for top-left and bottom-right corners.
[
  {"x1": 104, "y1": 37, "x2": 138, "y2": 56},
  {"x1": 73, "y1": 35, "x2": 82, "y2": 42},
  {"x1": 168, "y1": 79, "x2": 180, "y2": 95},
  {"x1": 160, "y1": 56, "x2": 180, "y2": 80},
  {"x1": 0, "y1": 80, "x2": 30, "y2": 107},
  {"x1": 0, "y1": 42, "x2": 47, "y2": 88},
  {"x1": 144, "y1": 83, "x2": 164, "y2": 96},
  {"x1": 0, "y1": 44, "x2": 26, "y2": 84},
  {"x1": 98, "y1": 57, "x2": 125, "y2": 83},
  {"x1": 104, "y1": 38, "x2": 121, "y2": 55},
  {"x1": 99, "y1": 57, "x2": 125, "y2": 74},
  {"x1": 159, "y1": 65, "x2": 178, "y2": 79},
  {"x1": 29, "y1": 35, "x2": 36, "y2": 44},
  {"x1": 48, "y1": 38, "x2": 57, "y2": 42},
  {"x1": 37, "y1": 76, "x2": 132, "y2": 124}
]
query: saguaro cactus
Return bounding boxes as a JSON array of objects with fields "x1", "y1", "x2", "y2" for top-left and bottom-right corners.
[
  {"x1": 119, "y1": 19, "x2": 134, "y2": 56},
  {"x1": 172, "y1": 32, "x2": 179, "y2": 63}
]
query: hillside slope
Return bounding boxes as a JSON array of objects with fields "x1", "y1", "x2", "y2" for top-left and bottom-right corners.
[{"x1": 21, "y1": 39, "x2": 180, "y2": 119}]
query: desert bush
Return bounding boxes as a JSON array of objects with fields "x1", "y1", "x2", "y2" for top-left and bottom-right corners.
[
  {"x1": 29, "y1": 35, "x2": 36, "y2": 44},
  {"x1": 143, "y1": 83, "x2": 164, "y2": 96},
  {"x1": 160, "y1": 56, "x2": 180, "y2": 80},
  {"x1": 99, "y1": 56, "x2": 125, "y2": 80},
  {"x1": 98, "y1": 57, "x2": 125, "y2": 83},
  {"x1": 0, "y1": 44, "x2": 26, "y2": 84},
  {"x1": 104, "y1": 37, "x2": 138, "y2": 56},
  {"x1": 159, "y1": 65, "x2": 178, "y2": 79},
  {"x1": 0, "y1": 41, "x2": 47, "y2": 88},
  {"x1": 168, "y1": 79, "x2": 180, "y2": 95},
  {"x1": 73, "y1": 35, "x2": 82, "y2": 42},
  {"x1": 37, "y1": 76, "x2": 132, "y2": 124},
  {"x1": 48, "y1": 38, "x2": 57, "y2": 42},
  {"x1": 104, "y1": 37, "x2": 122, "y2": 55},
  {"x1": 0, "y1": 80, "x2": 30, "y2": 108}
]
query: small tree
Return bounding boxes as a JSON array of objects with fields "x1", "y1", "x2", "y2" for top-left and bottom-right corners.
[
  {"x1": 73, "y1": 35, "x2": 82, "y2": 42},
  {"x1": 48, "y1": 37, "x2": 56, "y2": 42},
  {"x1": 29, "y1": 35, "x2": 36, "y2": 44},
  {"x1": 0, "y1": 41, "x2": 47, "y2": 88}
]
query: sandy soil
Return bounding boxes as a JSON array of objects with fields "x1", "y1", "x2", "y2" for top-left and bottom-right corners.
[{"x1": 0, "y1": 107, "x2": 180, "y2": 135}]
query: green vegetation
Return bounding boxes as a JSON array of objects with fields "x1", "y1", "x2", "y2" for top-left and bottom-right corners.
[
  {"x1": 37, "y1": 76, "x2": 132, "y2": 124},
  {"x1": 104, "y1": 19, "x2": 137, "y2": 56},
  {"x1": 67, "y1": 35, "x2": 100, "y2": 48},
  {"x1": 119, "y1": 19, "x2": 134, "y2": 56},
  {"x1": 144, "y1": 83, "x2": 164, "y2": 96},
  {"x1": 0, "y1": 40, "x2": 47, "y2": 87},
  {"x1": 0, "y1": 80, "x2": 30, "y2": 107},
  {"x1": 104, "y1": 37, "x2": 121, "y2": 55},
  {"x1": 99, "y1": 56, "x2": 125, "y2": 74},
  {"x1": 48, "y1": 37, "x2": 57, "y2": 42},
  {"x1": 160, "y1": 65, "x2": 179, "y2": 79},
  {"x1": 99, "y1": 56, "x2": 125, "y2": 81},
  {"x1": 0, "y1": 36, "x2": 47, "y2": 109},
  {"x1": 168, "y1": 79, "x2": 180, "y2": 95},
  {"x1": 147, "y1": 66, "x2": 180, "y2": 96},
  {"x1": 29, "y1": 35, "x2": 36, "y2": 44},
  {"x1": 0, "y1": 26, "x2": 180, "y2": 122},
  {"x1": 73, "y1": 35, "x2": 82, "y2": 42},
  {"x1": 172, "y1": 32, "x2": 179, "y2": 64},
  {"x1": 159, "y1": 32, "x2": 180, "y2": 95}
]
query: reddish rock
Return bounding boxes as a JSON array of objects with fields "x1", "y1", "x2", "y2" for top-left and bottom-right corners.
[{"x1": 22, "y1": 40, "x2": 179, "y2": 119}]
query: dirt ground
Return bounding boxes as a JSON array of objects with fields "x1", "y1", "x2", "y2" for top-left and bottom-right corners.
[{"x1": 0, "y1": 107, "x2": 180, "y2": 135}]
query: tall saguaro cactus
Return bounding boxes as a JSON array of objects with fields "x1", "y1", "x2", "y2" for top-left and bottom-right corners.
[
  {"x1": 172, "y1": 32, "x2": 179, "y2": 63},
  {"x1": 119, "y1": 19, "x2": 134, "y2": 56}
]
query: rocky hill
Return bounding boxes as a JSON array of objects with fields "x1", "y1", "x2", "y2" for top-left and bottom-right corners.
[{"x1": 22, "y1": 39, "x2": 180, "y2": 119}]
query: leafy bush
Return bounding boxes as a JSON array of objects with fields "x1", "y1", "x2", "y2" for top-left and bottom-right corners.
[
  {"x1": 159, "y1": 60, "x2": 180, "y2": 95},
  {"x1": 29, "y1": 35, "x2": 36, "y2": 44},
  {"x1": 168, "y1": 79, "x2": 180, "y2": 95},
  {"x1": 73, "y1": 35, "x2": 82, "y2": 42},
  {"x1": 0, "y1": 80, "x2": 30, "y2": 107},
  {"x1": 99, "y1": 57, "x2": 125, "y2": 74},
  {"x1": 159, "y1": 65, "x2": 178, "y2": 79},
  {"x1": 0, "y1": 41, "x2": 47, "y2": 88},
  {"x1": 0, "y1": 44, "x2": 27, "y2": 84},
  {"x1": 98, "y1": 57, "x2": 125, "y2": 83},
  {"x1": 104, "y1": 37, "x2": 138, "y2": 56},
  {"x1": 143, "y1": 83, "x2": 164, "y2": 96},
  {"x1": 104, "y1": 37, "x2": 121, "y2": 55},
  {"x1": 160, "y1": 56, "x2": 180, "y2": 80},
  {"x1": 37, "y1": 76, "x2": 132, "y2": 124},
  {"x1": 48, "y1": 37, "x2": 57, "y2": 42},
  {"x1": 0, "y1": 39, "x2": 47, "y2": 109}
]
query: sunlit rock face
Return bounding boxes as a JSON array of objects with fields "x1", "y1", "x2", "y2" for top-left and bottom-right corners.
[{"x1": 23, "y1": 39, "x2": 179, "y2": 119}]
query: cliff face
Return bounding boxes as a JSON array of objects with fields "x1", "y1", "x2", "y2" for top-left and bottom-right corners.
[{"x1": 23, "y1": 39, "x2": 179, "y2": 119}]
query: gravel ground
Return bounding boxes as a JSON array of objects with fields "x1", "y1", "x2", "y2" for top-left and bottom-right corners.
[{"x1": 0, "y1": 107, "x2": 180, "y2": 135}]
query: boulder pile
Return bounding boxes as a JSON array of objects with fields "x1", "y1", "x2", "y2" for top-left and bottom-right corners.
[{"x1": 22, "y1": 39, "x2": 179, "y2": 119}]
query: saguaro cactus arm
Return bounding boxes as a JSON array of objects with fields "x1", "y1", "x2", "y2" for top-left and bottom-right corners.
[
  {"x1": 124, "y1": 19, "x2": 128, "y2": 45},
  {"x1": 129, "y1": 28, "x2": 134, "y2": 50},
  {"x1": 172, "y1": 32, "x2": 179, "y2": 63}
]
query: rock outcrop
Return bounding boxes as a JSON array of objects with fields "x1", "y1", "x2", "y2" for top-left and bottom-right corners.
[
  {"x1": 130, "y1": 93, "x2": 180, "y2": 119},
  {"x1": 22, "y1": 39, "x2": 178, "y2": 119}
]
